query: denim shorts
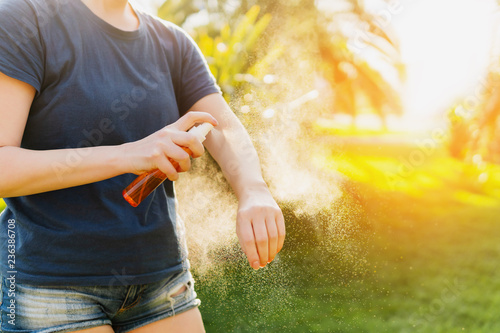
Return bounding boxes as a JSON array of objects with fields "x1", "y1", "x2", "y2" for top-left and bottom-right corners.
[{"x1": 0, "y1": 269, "x2": 200, "y2": 332}]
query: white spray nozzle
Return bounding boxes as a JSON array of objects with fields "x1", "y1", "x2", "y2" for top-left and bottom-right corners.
[{"x1": 188, "y1": 123, "x2": 214, "y2": 142}]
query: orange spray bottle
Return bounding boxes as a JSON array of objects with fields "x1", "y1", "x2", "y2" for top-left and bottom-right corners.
[{"x1": 123, "y1": 123, "x2": 214, "y2": 207}]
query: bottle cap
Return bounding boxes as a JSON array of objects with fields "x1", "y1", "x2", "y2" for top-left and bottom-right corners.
[{"x1": 188, "y1": 123, "x2": 214, "y2": 142}]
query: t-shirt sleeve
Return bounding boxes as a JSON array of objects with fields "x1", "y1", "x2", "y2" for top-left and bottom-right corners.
[
  {"x1": 0, "y1": 0, "x2": 44, "y2": 91},
  {"x1": 174, "y1": 28, "x2": 221, "y2": 116}
]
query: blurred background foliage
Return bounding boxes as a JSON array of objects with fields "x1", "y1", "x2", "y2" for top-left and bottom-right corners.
[
  {"x1": 157, "y1": 0, "x2": 404, "y2": 125},
  {"x1": 317, "y1": 0, "x2": 405, "y2": 127},
  {"x1": 155, "y1": 0, "x2": 498, "y2": 167},
  {"x1": 448, "y1": 64, "x2": 500, "y2": 164}
]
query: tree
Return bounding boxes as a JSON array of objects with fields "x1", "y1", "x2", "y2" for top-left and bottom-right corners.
[
  {"x1": 448, "y1": 2, "x2": 500, "y2": 164},
  {"x1": 449, "y1": 65, "x2": 500, "y2": 164},
  {"x1": 157, "y1": 0, "x2": 405, "y2": 127},
  {"x1": 317, "y1": 0, "x2": 405, "y2": 127}
]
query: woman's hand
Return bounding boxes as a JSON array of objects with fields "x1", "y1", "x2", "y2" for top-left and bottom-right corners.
[
  {"x1": 236, "y1": 184, "x2": 286, "y2": 270},
  {"x1": 122, "y1": 111, "x2": 218, "y2": 181}
]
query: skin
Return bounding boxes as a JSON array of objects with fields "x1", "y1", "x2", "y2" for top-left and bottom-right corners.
[{"x1": 0, "y1": 1, "x2": 285, "y2": 332}]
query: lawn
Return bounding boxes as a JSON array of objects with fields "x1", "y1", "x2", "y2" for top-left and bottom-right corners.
[
  {"x1": 0, "y1": 134, "x2": 498, "y2": 332},
  {"x1": 194, "y1": 133, "x2": 500, "y2": 332}
]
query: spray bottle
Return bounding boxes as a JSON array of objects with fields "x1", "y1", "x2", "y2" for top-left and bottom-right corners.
[{"x1": 123, "y1": 123, "x2": 214, "y2": 207}]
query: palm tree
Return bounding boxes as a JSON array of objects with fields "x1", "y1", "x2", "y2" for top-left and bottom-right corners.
[
  {"x1": 448, "y1": 2, "x2": 500, "y2": 163},
  {"x1": 467, "y1": 64, "x2": 500, "y2": 163},
  {"x1": 317, "y1": 0, "x2": 405, "y2": 128},
  {"x1": 157, "y1": 0, "x2": 404, "y2": 127}
]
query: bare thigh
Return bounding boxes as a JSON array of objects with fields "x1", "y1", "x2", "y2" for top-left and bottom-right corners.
[
  {"x1": 128, "y1": 307, "x2": 205, "y2": 333},
  {"x1": 70, "y1": 326, "x2": 115, "y2": 333}
]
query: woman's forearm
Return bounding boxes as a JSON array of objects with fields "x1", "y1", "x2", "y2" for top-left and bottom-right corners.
[
  {"x1": 204, "y1": 117, "x2": 268, "y2": 200},
  {"x1": 190, "y1": 94, "x2": 269, "y2": 199},
  {"x1": 0, "y1": 145, "x2": 126, "y2": 198}
]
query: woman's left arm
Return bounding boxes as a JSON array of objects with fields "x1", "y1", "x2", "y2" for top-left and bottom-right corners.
[{"x1": 189, "y1": 93, "x2": 285, "y2": 270}]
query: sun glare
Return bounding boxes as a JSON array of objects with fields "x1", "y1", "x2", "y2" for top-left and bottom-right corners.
[{"x1": 392, "y1": 0, "x2": 497, "y2": 129}]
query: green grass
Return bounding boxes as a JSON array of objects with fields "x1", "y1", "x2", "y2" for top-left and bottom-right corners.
[
  {"x1": 196, "y1": 199, "x2": 500, "y2": 332},
  {"x1": 195, "y1": 138, "x2": 500, "y2": 332}
]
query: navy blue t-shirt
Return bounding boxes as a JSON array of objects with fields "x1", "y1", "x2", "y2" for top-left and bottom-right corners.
[{"x1": 0, "y1": 0, "x2": 220, "y2": 286}]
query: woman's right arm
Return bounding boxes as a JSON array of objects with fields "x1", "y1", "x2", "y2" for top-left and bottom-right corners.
[{"x1": 0, "y1": 72, "x2": 218, "y2": 198}]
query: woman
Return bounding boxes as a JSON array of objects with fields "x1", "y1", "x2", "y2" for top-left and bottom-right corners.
[{"x1": 0, "y1": 0, "x2": 285, "y2": 332}]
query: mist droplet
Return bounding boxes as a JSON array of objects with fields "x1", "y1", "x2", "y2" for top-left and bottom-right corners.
[
  {"x1": 478, "y1": 172, "x2": 489, "y2": 183},
  {"x1": 244, "y1": 94, "x2": 254, "y2": 102},
  {"x1": 217, "y1": 42, "x2": 228, "y2": 52},
  {"x1": 263, "y1": 108, "x2": 275, "y2": 118},
  {"x1": 241, "y1": 105, "x2": 251, "y2": 113},
  {"x1": 263, "y1": 74, "x2": 276, "y2": 84},
  {"x1": 472, "y1": 154, "x2": 482, "y2": 165}
]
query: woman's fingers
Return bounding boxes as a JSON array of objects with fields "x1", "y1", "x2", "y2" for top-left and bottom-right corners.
[
  {"x1": 237, "y1": 204, "x2": 285, "y2": 269},
  {"x1": 150, "y1": 111, "x2": 217, "y2": 174},
  {"x1": 156, "y1": 158, "x2": 179, "y2": 181},
  {"x1": 266, "y1": 215, "x2": 279, "y2": 262},
  {"x1": 236, "y1": 215, "x2": 261, "y2": 270},
  {"x1": 252, "y1": 217, "x2": 269, "y2": 267},
  {"x1": 124, "y1": 111, "x2": 217, "y2": 175},
  {"x1": 276, "y1": 211, "x2": 286, "y2": 253},
  {"x1": 167, "y1": 130, "x2": 205, "y2": 158},
  {"x1": 172, "y1": 111, "x2": 218, "y2": 132},
  {"x1": 153, "y1": 132, "x2": 191, "y2": 172},
  {"x1": 150, "y1": 144, "x2": 188, "y2": 180},
  {"x1": 166, "y1": 144, "x2": 191, "y2": 173}
]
